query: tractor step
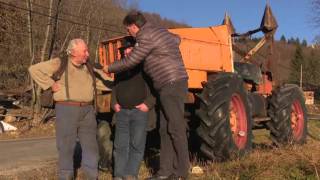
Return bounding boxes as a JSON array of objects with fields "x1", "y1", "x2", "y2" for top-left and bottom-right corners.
[{"x1": 253, "y1": 117, "x2": 271, "y2": 122}]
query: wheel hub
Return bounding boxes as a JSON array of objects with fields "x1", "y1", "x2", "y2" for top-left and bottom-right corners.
[
  {"x1": 291, "y1": 100, "x2": 304, "y2": 140},
  {"x1": 229, "y1": 94, "x2": 248, "y2": 149}
]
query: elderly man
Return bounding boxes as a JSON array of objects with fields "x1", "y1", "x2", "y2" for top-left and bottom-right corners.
[
  {"x1": 103, "y1": 11, "x2": 189, "y2": 180},
  {"x1": 29, "y1": 38, "x2": 112, "y2": 180}
]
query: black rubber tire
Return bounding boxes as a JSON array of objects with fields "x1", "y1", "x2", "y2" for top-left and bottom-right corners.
[
  {"x1": 267, "y1": 84, "x2": 308, "y2": 145},
  {"x1": 196, "y1": 73, "x2": 252, "y2": 161},
  {"x1": 0, "y1": 108, "x2": 6, "y2": 120},
  {"x1": 97, "y1": 120, "x2": 113, "y2": 171},
  {"x1": 0, "y1": 121, "x2": 4, "y2": 133}
]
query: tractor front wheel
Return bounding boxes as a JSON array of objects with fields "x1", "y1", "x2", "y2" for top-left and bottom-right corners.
[{"x1": 267, "y1": 84, "x2": 307, "y2": 145}]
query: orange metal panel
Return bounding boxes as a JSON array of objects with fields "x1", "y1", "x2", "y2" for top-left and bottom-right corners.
[
  {"x1": 116, "y1": 40, "x2": 122, "y2": 59},
  {"x1": 257, "y1": 74, "x2": 273, "y2": 95},
  {"x1": 108, "y1": 42, "x2": 115, "y2": 64},
  {"x1": 99, "y1": 44, "x2": 107, "y2": 66},
  {"x1": 103, "y1": 39, "x2": 123, "y2": 64},
  {"x1": 187, "y1": 70, "x2": 207, "y2": 89},
  {"x1": 98, "y1": 45, "x2": 104, "y2": 65},
  {"x1": 99, "y1": 25, "x2": 233, "y2": 90},
  {"x1": 169, "y1": 25, "x2": 233, "y2": 73}
]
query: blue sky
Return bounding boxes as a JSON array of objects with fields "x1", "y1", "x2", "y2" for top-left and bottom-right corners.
[{"x1": 134, "y1": 0, "x2": 318, "y2": 44}]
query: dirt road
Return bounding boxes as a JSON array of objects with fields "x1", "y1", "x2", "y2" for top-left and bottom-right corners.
[{"x1": 0, "y1": 136, "x2": 57, "y2": 175}]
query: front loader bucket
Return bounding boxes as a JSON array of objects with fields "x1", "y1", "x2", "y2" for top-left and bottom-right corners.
[
  {"x1": 260, "y1": 4, "x2": 278, "y2": 33},
  {"x1": 222, "y1": 12, "x2": 236, "y2": 34}
]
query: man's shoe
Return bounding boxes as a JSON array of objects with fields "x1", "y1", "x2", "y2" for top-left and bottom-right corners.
[
  {"x1": 113, "y1": 177, "x2": 123, "y2": 180},
  {"x1": 98, "y1": 163, "x2": 109, "y2": 172},
  {"x1": 145, "y1": 174, "x2": 169, "y2": 180},
  {"x1": 166, "y1": 174, "x2": 186, "y2": 180},
  {"x1": 124, "y1": 175, "x2": 138, "y2": 180}
]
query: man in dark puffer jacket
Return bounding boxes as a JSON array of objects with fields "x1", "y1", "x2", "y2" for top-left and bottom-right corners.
[{"x1": 103, "y1": 11, "x2": 189, "y2": 180}]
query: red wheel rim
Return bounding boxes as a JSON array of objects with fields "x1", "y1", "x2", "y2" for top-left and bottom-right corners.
[
  {"x1": 291, "y1": 100, "x2": 304, "y2": 140},
  {"x1": 229, "y1": 94, "x2": 248, "y2": 149}
]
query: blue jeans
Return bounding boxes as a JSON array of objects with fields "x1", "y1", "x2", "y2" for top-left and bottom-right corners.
[{"x1": 113, "y1": 108, "x2": 148, "y2": 177}]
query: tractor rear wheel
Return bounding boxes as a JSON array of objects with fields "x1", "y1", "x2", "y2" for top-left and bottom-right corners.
[
  {"x1": 97, "y1": 120, "x2": 113, "y2": 171},
  {"x1": 196, "y1": 73, "x2": 252, "y2": 161},
  {"x1": 0, "y1": 121, "x2": 4, "y2": 133},
  {"x1": 267, "y1": 84, "x2": 307, "y2": 145}
]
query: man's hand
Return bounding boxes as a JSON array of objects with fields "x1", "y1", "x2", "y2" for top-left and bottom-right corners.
[
  {"x1": 102, "y1": 65, "x2": 109, "y2": 74},
  {"x1": 136, "y1": 103, "x2": 149, "y2": 112},
  {"x1": 51, "y1": 82, "x2": 61, "y2": 92},
  {"x1": 94, "y1": 62, "x2": 103, "y2": 69},
  {"x1": 114, "y1": 103, "x2": 121, "y2": 112}
]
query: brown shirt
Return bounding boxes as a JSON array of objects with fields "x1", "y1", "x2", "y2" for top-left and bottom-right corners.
[{"x1": 29, "y1": 57, "x2": 112, "y2": 102}]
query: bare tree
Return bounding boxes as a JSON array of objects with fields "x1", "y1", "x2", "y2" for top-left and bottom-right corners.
[
  {"x1": 84, "y1": 1, "x2": 94, "y2": 44},
  {"x1": 0, "y1": 0, "x2": 187, "y2": 90},
  {"x1": 40, "y1": 0, "x2": 54, "y2": 63},
  {"x1": 26, "y1": 0, "x2": 34, "y2": 63},
  {"x1": 94, "y1": 15, "x2": 106, "y2": 62},
  {"x1": 59, "y1": 0, "x2": 84, "y2": 52},
  {"x1": 34, "y1": 0, "x2": 54, "y2": 122},
  {"x1": 312, "y1": 0, "x2": 320, "y2": 27},
  {"x1": 113, "y1": 0, "x2": 138, "y2": 10},
  {"x1": 311, "y1": 0, "x2": 320, "y2": 44},
  {"x1": 48, "y1": 0, "x2": 62, "y2": 59},
  {"x1": 26, "y1": 0, "x2": 36, "y2": 122},
  {"x1": 314, "y1": 35, "x2": 320, "y2": 46}
]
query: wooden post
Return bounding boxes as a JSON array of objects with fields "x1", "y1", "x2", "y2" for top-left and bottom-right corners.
[{"x1": 300, "y1": 64, "x2": 303, "y2": 89}]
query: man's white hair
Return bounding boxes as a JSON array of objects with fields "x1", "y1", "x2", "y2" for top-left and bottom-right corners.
[{"x1": 66, "y1": 38, "x2": 85, "y2": 55}]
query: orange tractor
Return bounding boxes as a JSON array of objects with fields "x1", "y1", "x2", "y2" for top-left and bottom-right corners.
[{"x1": 97, "y1": 5, "x2": 307, "y2": 161}]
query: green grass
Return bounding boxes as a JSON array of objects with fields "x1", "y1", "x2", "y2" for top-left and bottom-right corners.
[{"x1": 2, "y1": 119, "x2": 320, "y2": 180}]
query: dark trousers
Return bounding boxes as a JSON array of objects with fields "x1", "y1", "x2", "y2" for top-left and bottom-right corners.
[
  {"x1": 158, "y1": 80, "x2": 189, "y2": 178},
  {"x1": 113, "y1": 108, "x2": 148, "y2": 177},
  {"x1": 55, "y1": 104, "x2": 98, "y2": 180}
]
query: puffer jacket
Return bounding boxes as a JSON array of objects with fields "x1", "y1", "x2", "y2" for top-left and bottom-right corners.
[{"x1": 108, "y1": 22, "x2": 188, "y2": 90}]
